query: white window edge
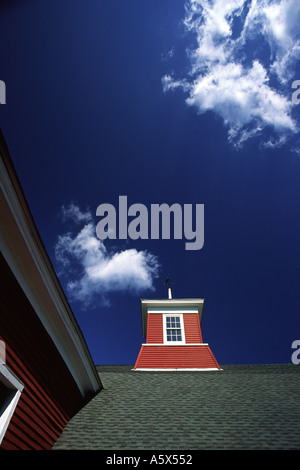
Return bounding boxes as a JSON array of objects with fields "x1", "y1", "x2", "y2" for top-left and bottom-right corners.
[
  {"x1": 0, "y1": 364, "x2": 24, "y2": 445},
  {"x1": 162, "y1": 313, "x2": 186, "y2": 345}
]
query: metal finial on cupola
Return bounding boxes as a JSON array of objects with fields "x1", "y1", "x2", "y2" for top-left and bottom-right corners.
[{"x1": 164, "y1": 274, "x2": 174, "y2": 299}]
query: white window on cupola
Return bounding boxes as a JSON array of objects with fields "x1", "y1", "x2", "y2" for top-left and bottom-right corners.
[{"x1": 163, "y1": 314, "x2": 185, "y2": 344}]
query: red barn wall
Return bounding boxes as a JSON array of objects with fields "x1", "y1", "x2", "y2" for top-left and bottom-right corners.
[
  {"x1": 0, "y1": 253, "x2": 86, "y2": 450},
  {"x1": 135, "y1": 310, "x2": 219, "y2": 370},
  {"x1": 146, "y1": 314, "x2": 163, "y2": 343},
  {"x1": 183, "y1": 313, "x2": 203, "y2": 343},
  {"x1": 146, "y1": 313, "x2": 203, "y2": 344}
]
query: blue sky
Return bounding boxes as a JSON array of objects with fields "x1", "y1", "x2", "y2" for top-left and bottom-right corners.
[{"x1": 1, "y1": 0, "x2": 300, "y2": 365}]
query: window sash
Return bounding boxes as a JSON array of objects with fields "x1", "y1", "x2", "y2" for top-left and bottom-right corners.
[
  {"x1": 163, "y1": 314, "x2": 185, "y2": 344},
  {"x1": 0, "y1": 363, "x2": 24, "y2": 445}
]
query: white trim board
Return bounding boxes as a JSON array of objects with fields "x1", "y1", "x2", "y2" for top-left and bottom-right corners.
[
  {"x1": 162, "y1": 313, "x2": 185, "y2": 345},
  {"x1": 148, "y1": 308, "x2": 198, "y2": 313},
  {"x1": 132, "y1": 368, "x2": 221, "y2": 372},
  {"x1": 0, "y1": 364, "x2": 24, "y2": 445},
  {"x1": 142, "y1": 343, "x2": 209, "y2": 346}
]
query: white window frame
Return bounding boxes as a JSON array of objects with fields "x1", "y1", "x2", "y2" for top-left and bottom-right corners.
[
  {"x1": 163, "y1": 313, "x2": 186, "y2": 345},
  {"x1": 0, "y1": 363, "x2": 24, "y2": 445}
]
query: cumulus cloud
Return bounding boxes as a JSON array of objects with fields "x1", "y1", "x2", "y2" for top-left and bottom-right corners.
[
  {"x1": 55, "y1": 204, "x2": 159, "y2": 308},
  {"x1": 163, "y1": 0, "x2": 300, "y2": 147},
  {"x1": 242, "y1": 0, "x2": 300, "y2": 82},
  {"x1": 59, "y1": 202, "x2": 93, "y2": 224}
]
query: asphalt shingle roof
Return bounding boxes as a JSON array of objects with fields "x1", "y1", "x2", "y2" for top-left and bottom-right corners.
[{"x1": 53, "y1": 364, "x2": 300, "y2": 450}]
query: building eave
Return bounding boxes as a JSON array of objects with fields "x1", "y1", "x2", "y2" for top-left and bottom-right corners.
[
  {"x1": 140, "y1": 298, "x2": 205, "y2": 338},
  {"x1": 0, "y1": 130, "x2": 102, "y2": 398}
]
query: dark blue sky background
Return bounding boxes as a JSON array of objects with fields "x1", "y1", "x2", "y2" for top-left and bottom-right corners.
[{"x1": 1, "y1": 0, "x2": 300, "y2": 365}]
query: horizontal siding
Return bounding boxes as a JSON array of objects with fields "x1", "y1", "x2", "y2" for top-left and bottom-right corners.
[
  {"x1": 0, "y1": 342, "x2": 69, "y2": 450},
  {"x1": 0, "y1": 253, "x2": 85, "y2": 450},
  {"x1": 183, "y1": 314, "x2": 203, "y2": 343},
  {"x1": 146, "y1": 314, "x2": 163, "y2": 343},
  {"x1": 134, "y1": 345, "x2": 220, "y2": 369}
]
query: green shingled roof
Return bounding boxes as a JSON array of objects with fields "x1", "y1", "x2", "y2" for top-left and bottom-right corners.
[{"x1": 53, "y1": 364, "x2": 300, "y2": 450}]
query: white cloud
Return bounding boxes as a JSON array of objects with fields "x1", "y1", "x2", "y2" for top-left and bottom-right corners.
[
  {"x1": 55, "y1": 204, "x2": 159, "y2": 308},
  {"x1": 59, "y1": 202, "x2": 93, "y2": 224},
  {"x1": 163, "y1": 0, "x2": 300, "y2": 147},
  {"x1": 242, "y1": 0, "x2": 300, "y2": 82}
]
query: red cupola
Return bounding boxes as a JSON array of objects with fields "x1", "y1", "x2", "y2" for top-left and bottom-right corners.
[{"x1": 133, "y1": 283, "x2": 221, "y2": 371}]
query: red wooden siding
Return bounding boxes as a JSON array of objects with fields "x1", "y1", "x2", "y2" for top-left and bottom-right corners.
[
  {"x1": 0, "y1": 253, "x2": 87, "y2": 450},
  {"x1": 134, "y1": 345, "x2": 220, "y2": 369},
  {"x1": 146, "y1": 314, "x2": 163, "y2": 343},
  {"x1": 1, "y1": 342, "x2": 70, "y2": 450},
  {"x1": 146, "y1": 313, "x2": 203, "y2": 344},
  {"x1": 183, "y1": 313, "x2": 203, "y2": 343}
]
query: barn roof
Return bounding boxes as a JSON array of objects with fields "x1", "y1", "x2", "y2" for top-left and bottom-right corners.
[{"x1": 53, "y1": 363, "x2": 300, "y2": 450}]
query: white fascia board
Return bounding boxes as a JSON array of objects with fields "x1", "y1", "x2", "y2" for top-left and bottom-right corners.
[
  {"x1": 132, "y1": 368, "x2": 221, "y2": 372},
  {"x1": 0, "y1": 153, "x2": 101, "y2": 397},
  {"x1": 141, "y1": 343, "x2": 209, "y2": 346},
  {"x1": 140, "y1": 298, "x2": 205, "y2": 338},
  {"x1": 141, "y1": 299, "x2": 204, "y2": 308},
  {"x1": 148, "y1": 307, "x2": 198, "y2": 313}
]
